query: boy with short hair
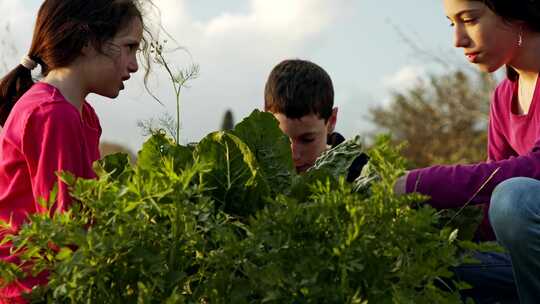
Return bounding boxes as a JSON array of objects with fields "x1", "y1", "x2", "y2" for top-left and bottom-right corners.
[{"x1": 264, "y1": 59, "x2": 367, "y2": 179}]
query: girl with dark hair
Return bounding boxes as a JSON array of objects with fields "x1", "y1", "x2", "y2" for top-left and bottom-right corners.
[
  {"x1": 0, "y1": 0, "x2": 149, "y2": 302},
  {"x1": 394, "y1": 0, "x2": 540, "y2": 302}
]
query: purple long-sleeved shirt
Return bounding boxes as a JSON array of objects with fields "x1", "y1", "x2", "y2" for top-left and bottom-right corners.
[{"x1": 406, "y1": 77, "x2": 540, "y2": 241}]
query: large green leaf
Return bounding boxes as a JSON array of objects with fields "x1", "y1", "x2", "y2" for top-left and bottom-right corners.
[
  {"x1": 93, "y1": 153, "x2": 131, "y2": 181},
  {"x1": 195, "y1": 131, "x2": 270, "y2": 216},
  {"x1": 231, "y1": 110, "x2": 295, "y2": 194},
  {"x1": 137, "y1": 132, "x2": 193, "y2": 173}
]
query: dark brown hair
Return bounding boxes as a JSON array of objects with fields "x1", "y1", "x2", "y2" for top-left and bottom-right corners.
[
  {"x1": 264, "y1": 59, "x2": 334, "y2": 121},
  {"x1": 474, "y1": 0, "x2": 540, "y2": 80},
  {"x1": 0, "y1": 0, "x2": 151, "y2": 126}
]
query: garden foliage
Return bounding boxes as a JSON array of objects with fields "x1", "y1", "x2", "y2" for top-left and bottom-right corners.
[{"x1": 0, "y1": 110, "x2": 491, "y2": 303}]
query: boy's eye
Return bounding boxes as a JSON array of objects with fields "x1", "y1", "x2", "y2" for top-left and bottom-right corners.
[{"x1": 127, "y1": 44, "x2": 139, "y2": 52}]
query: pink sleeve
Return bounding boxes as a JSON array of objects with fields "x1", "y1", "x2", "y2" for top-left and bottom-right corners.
[{"x1": 22, "y1": 104, "x2": 88, "y2": 213}]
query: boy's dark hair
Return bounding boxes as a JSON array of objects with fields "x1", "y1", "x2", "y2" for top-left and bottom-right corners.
[
  {"x1": 0, "y1": 0, "x2": 152, "y2": 126},
  {"x1": 264, "y1": 59, "x2": 334, "y2": 121}
]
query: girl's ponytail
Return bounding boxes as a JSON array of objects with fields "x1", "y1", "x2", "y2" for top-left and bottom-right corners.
[{"x1": 0, "y1": 62, "x2": 35, "y2": 126}]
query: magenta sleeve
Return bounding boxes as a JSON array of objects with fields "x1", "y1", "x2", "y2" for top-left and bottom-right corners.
[{"x1": 405, "y1": 143, "x2": 540, "y2": 208}]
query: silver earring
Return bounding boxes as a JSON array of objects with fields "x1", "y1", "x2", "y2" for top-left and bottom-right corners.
[{"x1": 518, "y1": 28, "x2": 524, "y2": 47}]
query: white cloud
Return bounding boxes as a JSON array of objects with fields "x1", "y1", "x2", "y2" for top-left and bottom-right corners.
[
  {"x1": 154, "y1": 0, "x2": 348, "y2": 37},
  {"x1": 154, "y1": 0, "x2": 351, "y2": 57},
  {"x1": 202, "y1": 0, "x2": 343, "y2": 40},
  {"x1": 383, "y1": 65, "x2": 426, "y2": 92},
  {"x1": 373, "y1": 65, "x2": 430, "y2": 108}
]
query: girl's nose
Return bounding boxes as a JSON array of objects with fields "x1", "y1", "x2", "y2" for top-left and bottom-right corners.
[
  {"x1": 128, "y1": 56, "x2": 139, "y2": 73},
  {"x1": 453, "y1": 24, "x2": 470, "y2": 48}
]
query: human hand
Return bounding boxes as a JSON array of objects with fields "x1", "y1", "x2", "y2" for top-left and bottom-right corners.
[{"x1": 393, "y1": 173, "x2": 408, "y2": 195}]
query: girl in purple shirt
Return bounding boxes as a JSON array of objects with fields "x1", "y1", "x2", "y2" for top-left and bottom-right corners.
[{"x1": 395, "y1": 0, "x2": 540, "y2": 302}]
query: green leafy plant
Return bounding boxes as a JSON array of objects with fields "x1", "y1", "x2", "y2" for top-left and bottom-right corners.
[
  {"x1": 0, "y1": 33, "x2": 497, "y2": 302},
  {"x1": 0, "y1": 110, "x2": 492, "y2": 303}
]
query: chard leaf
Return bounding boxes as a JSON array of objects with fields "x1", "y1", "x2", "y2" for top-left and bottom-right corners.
[
  {"x1": 137, "y1": 132, "x2": 193, "y2": 173},
  {"x1": 231, "y1": 110, "x2": 295, "y2": 193},
  {"x1": 309, "y1": 136, "x2": 364, "y2": 179},
  {"x1": 195, "y1": 131, "x2": 269, "y2": 216},
  {"x1": 93, "y1": 152, "x2": 131, "y2": 180}
]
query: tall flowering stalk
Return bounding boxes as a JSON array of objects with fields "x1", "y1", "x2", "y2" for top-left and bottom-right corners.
[{"x1": 150, "y1": 40, "x2": 199, "y2": 145}]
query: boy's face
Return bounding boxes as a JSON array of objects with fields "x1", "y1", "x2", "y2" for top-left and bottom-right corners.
[{"x1": 273, "y1": 108, "x2": 337, "y2": 173}]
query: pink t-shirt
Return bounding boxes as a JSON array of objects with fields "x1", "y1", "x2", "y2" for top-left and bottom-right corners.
[
  {"x1": 0, "y1": 82, "x2": 101, "y2": 301},
  {"x1": 406, "y1": 77, "x2": 540, "y2": 241}
]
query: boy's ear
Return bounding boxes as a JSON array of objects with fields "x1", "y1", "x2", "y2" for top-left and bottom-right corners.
[{"x1": 327, "y1": 107, "x2": 338, "y2": 134}]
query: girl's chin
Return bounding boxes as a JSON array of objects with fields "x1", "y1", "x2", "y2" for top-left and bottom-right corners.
[
  {"x1": 100, "y1": 90, "x2": 120, "y2": 99},
  {"x1": 473, "y1": 62, "x2": 501, "y2": 74}
]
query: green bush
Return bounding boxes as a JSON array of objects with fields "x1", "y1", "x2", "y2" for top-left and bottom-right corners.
[{"x1": 0, "y1": 110, "x2": 492, "y2": 303}]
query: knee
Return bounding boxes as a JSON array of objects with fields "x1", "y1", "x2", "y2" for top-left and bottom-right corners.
[{"x1": 490, "y1": 177, "x2": 540, "y2": 245}]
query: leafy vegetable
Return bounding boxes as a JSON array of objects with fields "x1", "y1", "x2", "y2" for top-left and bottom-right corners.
[{"x1": 0, "y1": 111, "x2": 492, "y2": 303}]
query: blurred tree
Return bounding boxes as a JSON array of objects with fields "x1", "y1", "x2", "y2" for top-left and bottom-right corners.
[
  {"x1": 221, "y1": 109, "x2": 235, "y2": 131},
  {"x1": 100, "y1": 141, "x2": 136, "y2": 163},
  {"x1": 370, "y1": 70, "x2": 496, "y2": 168}
]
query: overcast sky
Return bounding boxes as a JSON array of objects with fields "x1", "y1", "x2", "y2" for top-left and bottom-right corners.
[{"x1": 0, "y1": 0, "x2": 466, "y2": 152}]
